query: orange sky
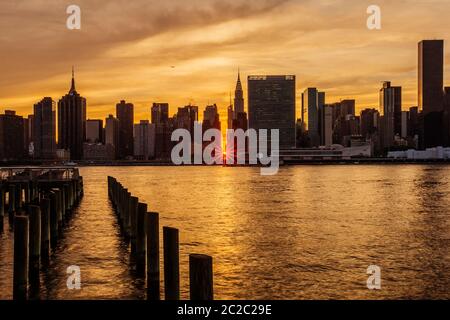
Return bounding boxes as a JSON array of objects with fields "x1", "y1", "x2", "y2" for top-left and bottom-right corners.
[{"x1": 1, "y1": 0, "x2": 450, "y2": 124}]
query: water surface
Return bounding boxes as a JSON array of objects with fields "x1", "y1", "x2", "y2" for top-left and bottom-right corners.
[{"x1": 1, "y1": 165, "x2": 449, "y2": 299}]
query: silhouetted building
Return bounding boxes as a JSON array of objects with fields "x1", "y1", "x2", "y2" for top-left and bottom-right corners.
[
  {"x1": 320, "y1": 104, "x2": 333, "y2": 146},
  {"x1": 58, "y1": 69, "x2": 86, "y2": 160},
  {"x1": 176, "y1": 105, "x2": 198, "y2": 135},
  {"x1": 360, "y1": 108, "x2": 380, "y2": 139},
  {"x1": 151, "y1": 103, "x2": 169, "y2": 124},
  {"x1": 302, "y1": 88, "x2": 324, "y2": 147},
  {"x1": 83, "y1": 143, "x2": 115, "y2": 161},
  {"x1": 0, "y1": 110, "x2": 25, "y2": 161},
  {"x1": 331, "y1": 100, "x2": 358, "y2": 146},
  {"x1": 25, "y1": 115, "x2": 34, "y2": 156},
  {"x1": 33, "y1": 97, "x2": 56, "y2": 159},
  {"x1": 116, "y1": 100, "x2": 134, "y2": 159},
  {"x1": 203, "y1": 104, "x2": 221, "y2": 131},
  {"x1": 234, "y1": 71, "x2": 244, "y2": 116},
  {"x1": 248, "y1": 75, "x2": 296, "y2": 149},
  {"x1": 339, "y1": 100, "x2": 356, "y2": 117},
  {"x1": 105, "y1": 114, "x2": 119, "y2": 159},
  {"x1": 419, "y1": 40, "x2": 444, "y2": 147},
  {"x1": 152, "y1": 103, "x2": 171, "y2": 159},
  {"x1": 134, "y1": 120, "x2": 156, "y2": 160},
  {"x1": 86, "y1": 119, "x2": 103, "y2": 143},
  {"x1": 380, "y1": 81, "x2": 402, "y2": 149},
  {"x1": 227, "y1": 104, "x2": 234, "y2": 129}
]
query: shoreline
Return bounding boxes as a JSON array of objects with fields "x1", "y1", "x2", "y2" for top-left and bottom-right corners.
[{"x1": 3, "y1": 158, "x2": 450, "y2": 167}]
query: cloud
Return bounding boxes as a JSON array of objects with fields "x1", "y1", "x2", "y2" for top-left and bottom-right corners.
[{"x1": 1, "y1": 0, "x2": 450, "y2": 121}]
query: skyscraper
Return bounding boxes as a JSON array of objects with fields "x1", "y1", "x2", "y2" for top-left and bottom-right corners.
[
  {"x1": 134, "y1": 120, "x2": 156, "y2": 160},
  {"x1": 360, "y1": 108, "x2": 380, "y2": 139},
  {"x1": 151, "y1": 103, "x2": 169, "y2": 125},
  {"x1": 380, "y1": 81, "x2": 402, "y2": 149},
  {"x1": 176, "y1": 105, "x2": 198, "y2": 135},
  {"x1": 302, "y1": 88, "x2": 324, "y2": 147},
  {"x1": 418, "y1": 40, "x2": 444, "y2": 147},
  {"x1": 116, "y1": 100, "x2": 134, "y2": 159},
  {"x1": 248, "y1": 75, "x2": 296, "y2": 149},
  {"x1": 320, "y1": 104, "x2": 333, "y2": 147},
  {"x1": 0, "y1": 110, "x2": 25, "y2": 161},
  {"x1": 86, "y1": 119, "x2": 103, "y2": 143},
  {"x1": 203, "y1": 104, "x2": 221, "y2": 131},
  {"x1": 58, "y1": 68, "x2": 86, "y2": 160},
  {"x1": 33, "y1": 97, "x2": 56, "y2": 159},
  {"x1": 227, "y1": 104, "x2": 234, "y2": 130},
  {"x1": 105, "y1": 114, "x2": 119, "y2": 159},
  {"x1": 234, "y1": 71, "x2": 244, "y2": 116},
  {"x1": 151, "y1": 103, "x2": 171, "y2": 159}
]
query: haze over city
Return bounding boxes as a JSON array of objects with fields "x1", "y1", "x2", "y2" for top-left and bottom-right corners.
[{"x1": 1, "y1": 0, "x2": 450, "y2": 123}]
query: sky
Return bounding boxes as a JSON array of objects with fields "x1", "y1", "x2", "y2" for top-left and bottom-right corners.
[{"x1": 1, "y1": 0, "x2": 450, "y2": 124}]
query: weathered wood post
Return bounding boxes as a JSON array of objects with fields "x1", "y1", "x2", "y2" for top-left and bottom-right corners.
[
  {"x1": 119, "y1": 187, "x2": 126, "y2": 223},
  {"x1": 136, "y1": 202, "x2": 147, "y2": 275},
  {"x1": 129, "y1": 196, "x2": 139, "y2": 254},
  {"x1": 55, "y1": 189, "x2": 63, "y2": 233},
  {"x1": 15, "y1": 183, "x2": 22, "y2": 211},
  {"x1": 124, "y1": 191, "x2": 131, "y2": 237},
  {"x1": 28, "y1": 205, "x2": 41, "y2": 283},
  {"x1": 146, "y1": 211, "x2": 160, "y2": 300},
  {"x1": 60, "y1": 187, "x2": 66, "y2": 221},
  {"x1": 13, "y1": 215, "x2": 29, "y2": 300},
  {"x1": 189, "y1": 254, "x2": 214, "y2": 300},
  {"x1": 68, "y1": 181, "x2": 74, "y2": 210},
  {"x1": 163, "y1": 227, "x2": 180, "y2": 300},
  {"x1": 40, "y1": 197, "x2": 51, "y2": 259},
  {"x1": 49, "y1": 191, "x2": 58, "y2": 248},
  {"x1": 0, "y1": 185, "x2": 4, "y2": 230},
  {"x1": 8, "y1": 184, "x2": 16, "y2": 215}
]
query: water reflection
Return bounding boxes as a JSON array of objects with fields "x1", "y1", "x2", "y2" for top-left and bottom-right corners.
[{"x1": 0, "y1": 165, "x2": 449, "y2": 299}]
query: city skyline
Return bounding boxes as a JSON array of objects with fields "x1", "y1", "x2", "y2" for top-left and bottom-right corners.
[{"x1": 1, "y1": 0, "x2": 450, "y2": 122}]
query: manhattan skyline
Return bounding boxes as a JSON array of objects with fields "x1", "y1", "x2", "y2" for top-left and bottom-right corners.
[{"x1": 1, "y1": 0, "x2": 450, "y2": 122}]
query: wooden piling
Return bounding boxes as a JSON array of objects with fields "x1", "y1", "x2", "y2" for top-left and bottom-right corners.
[
  {"x1": 189, "y1": 254, "x2": 213, "y2": 300},
  {"x1": 13, "y1": 215, "x2": 29, "y2": 300},
  {"x1": 28, "y1": 205, "x2": 41, "y2": 281},
  {"x1": 8, "y1": 184, "x2": 16, "y2": 215},
  {"x1": 49, "y1": 191, "x2": 58, "y2": 248},
  {"x1": 146, "y1": 211, "x2": 160, "y2": 300},
  {"x1": 60, "y1": 187, "x2": 66, "y2": 221},
  {"x1": 136, "y1": 202, "x2": 147, "y2": 275},
  {"x1": 55, "y1": 189, "x2": 63, "y2": 233},
  {"x1": 129, "y1": 196, "x2": 138, "y2": 254},
  {"x1": 0, "y1": 185, "x2": 4, "y2": 230},
  {"x1": 15, "y1": 183, "x2": 22, "y2": 211},
  {"x1": 124, "y1": 191, "x2": 131, "y2": 237},
  {"x1": 40, "y1": 197, "x2": 51, "y2": 259},
  {"x1": 163, "y1": 226, "x2": 180, "y2": 300}
]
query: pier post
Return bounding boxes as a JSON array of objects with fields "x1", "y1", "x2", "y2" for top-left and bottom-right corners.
[
  {"x1": 40, "y1": 197, "x2": 51, "y2": 259},
  {"x1": 163, "y1": 227, "x2": 180, "y2": 300},
  {"x1": 0, "y1": 185, "x2": 4, "y2": 230},
  {"x1": 60, "y1": 187, "x2": 66, "y2": 221},
  {"x1": 129, "y1": 196, "x2": 139, "y2": 254},
  {"x1": 136, "y1": 202, "x2": 147, "y2": 275},
  {"x1": 124, "y1": 191, "x2": 131, "y2": 237},
  {"x1": 13, "y1": 215, "x2": 29, "y2": 300},
  {"x1": 15, "y1": 183, "x2": 22, "y2": 211},
  {"x1": 28, "y1": 205, "x2": 41, "y2": 282},
  {"x1": 55, "y1": 189, "x2": 63, "y2": 233},
  {"x1": 146, "y1": 211, "x2": 160, "y2": 300},
  {"x1": 8, "y1": 184, "x2": 16, "y2": 215},
  {"x1": 49, "y1": 191, "x2": 58, "y2": 248},
  {"x1": 189, "y1": 254, "x2": 213, "y2": 300}
]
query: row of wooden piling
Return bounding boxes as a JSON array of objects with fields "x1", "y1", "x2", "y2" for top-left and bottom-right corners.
[
  {"x1": 107, "y1": 176, "x2": 213, "y2": 300},
  {"x1": 0, "y1": 175, "x2": 84, "y2": 300}
]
